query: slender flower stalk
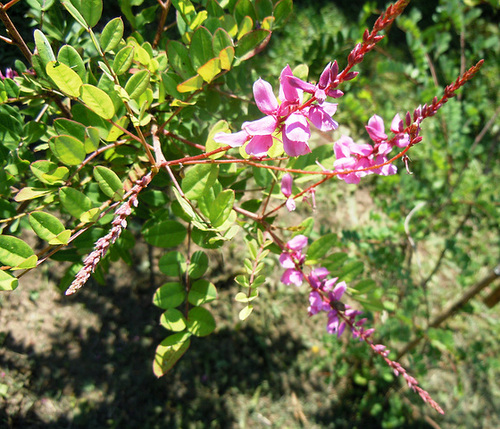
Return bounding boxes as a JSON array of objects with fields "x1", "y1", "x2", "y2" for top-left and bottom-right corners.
[
  {"x1": 278, "y1": 236, "x2": 444, "y2": 413},
  {"x1": 65, "y1": 173, "x2": 153, "y2": 295}
]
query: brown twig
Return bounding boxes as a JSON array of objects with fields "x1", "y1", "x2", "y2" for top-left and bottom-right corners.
[
  {"x1": 0, "y1": 1, "x2": 32, "y2": 62},
  {"x1": 153, "y1": 0, "x2": 171, "y2": 49}
]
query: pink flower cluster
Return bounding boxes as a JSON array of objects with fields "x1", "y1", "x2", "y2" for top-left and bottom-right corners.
[
  {"x1": 279, "y1": 236, "x2": 376, "y2": 339},
  {"x1": 214, "y1": 64, "x2": 341, "y2": 158},
  {"x1": 0, "y1": 68, "x2": 18, "y2": 80},
  {"x1": 279, "y1": 234, "x2": 308, "y2": 286},
  {"x1": 333, "y1": 114, "x2": 410, "y2": 184}
]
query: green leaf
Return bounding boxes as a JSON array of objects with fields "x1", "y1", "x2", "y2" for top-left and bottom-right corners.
[
  {"x1": 255, "y1": 0, "x2": 273, "y2": 20},
  {"x1": 158, "y1": 251, "x2": 187, "y2": 277},
  {"x1": 49, "y1": 135, "x2": 86, "y2": 166},
  {"x1": 197, "y1": 58, "x2": 221, "y2": 83},
  {"x1": 187, "y1": 251, "x2": 209, "y2": 279},
  {"x1": 33, "y1": 29, "x2": 56, "y2": 67},
  {"x1": 153, "y1": 282, "x2": 186, "y2": 309},
  {"x1": 272, "y1": 0, "x2": 293, "y2": 28},
  {"x1": 352, "y1": 279, "x2": 376, "y2": 294},
  {"x1": 177, "y1": 74, "x2": 204, "y2": 93},
  {"x1": 0, "y1": 236, "x2": 36, "y2": 268},
  {"x1": 0, "y1": 270, "x2": 18, "y2": 291},
  {"x1": 237, "y1": 16, "x2": 253, "y2": 39},
  {"x1": 160, "y1": 308, "x2": 187, "y2": 332},
  {"x1": 30, "y1": 161, "x2": 68, "y2": 185},
  {"x1": 323, "y1": 252, "x2": 349, "y2": 271},
  {"x1": 124, "y1": 70, "x2": 150, "y2": 100},
  {"x1": 205, "y1": 120, "x2": 230, "y2": 159},
  {"x1": 142, "y1": 220, "x2": 187, "y2": 248},
  {"x1": 188, "y1": 279, "x2": 217, "y2": 306},
  {"x1": 29, "y1": 211, "x2": 66, "y2": 243},
  {"x1": 239, "y1": 305, "x2": 253, "y2": 320},
  {"x1": 57, "y1": 45, "x2": 86, "y2": 80},
  {"x1": 60, "y1": 0, "x2": 88, "y2": 28},
  {"x1": 356, "y1": 296, "x2": 385, "y2": 313},
  {"x1": 209, "y1": 189, "x2": 234, "y2": 228},
  {"x1": 167, "y1": 40, "x2": 196, "y2": 80},
  {"x1": 187, "y1": 307, "x2": 216, "y2": 337},
  {"x1": 153, "y1": 332, "x2": 191, "y2": 377},
  {"x1": 54, "y1": 118, "x2": 86, "y2": 142},
  {"x1": 14, "y1": 187, "x2": 52, "y2": 202},
  {"x1": 113, "y1": 46, "x2": 135, "y2": 75},
  {"x1": 190, "y1": 27, "x2": 214, "y2": 70},
  {"x1": 235, "y1": 29, "x2": 271, "y2": 61},
  {"x1": 59, "y1": 187, "x2": 93, "y2": 218},
  {"x1": 213, "y1": 27, "x2": 233, "y2": 52},
  {"x1": 46, "y1": 61, "x2": 83, "y2": 98},
  {"x1": 100, "y1": 17, "x2": 124, "y2": 52},
  {"x1": 93, "y1": 166, "x2": 123, "y2": 200},
  {"x1": 181, "y1": 164, "x2": 219, "y2": 200},
  {"x1": 80, "y1": 84, "x2": 115, "y2": 119},
  {"x1": 234, "y1": 0, "x2": 257, "y2": 24},
  {"x1": 71, "y1": 0, "x2": 102, "y2": 28},
  {"x1": 338, "y1": 261, "x2": 364, "y2": 282},
  {"x1": 307, "y1": 233, "x2": 338, "y2": 262},
  {"x1": 218, "y1": 46, "x2": 234, "y2": 70},
  {"x1": 85, "y1": 127, "x2": 100, "y2": 153}
]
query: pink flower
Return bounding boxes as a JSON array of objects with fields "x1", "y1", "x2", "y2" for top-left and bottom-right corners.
[
  {"x1": 287, "y1": 62, "x2": 344, "y2": 102},
  {"x1": 308, "y1": 291, "x2": 330, "y2": 315},
  {"x1": 0, "y1": 68, "x2": 18, "y2": 80},
  {"x1": 333, "y1": 114, "x2": 408, "y2": 183},
  {"x1": 279, "y1": 235, "x2": 308, "y2": 287},
  {"x1": 281, "y1": 173, "x2": 296, "y2": 211},
  {"x1": 214, "y1": 64, "x2": 341, "y2": 158}
]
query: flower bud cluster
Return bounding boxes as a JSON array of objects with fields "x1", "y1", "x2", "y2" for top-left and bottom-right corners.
[{"x1": 65, "y1": 174, "x2": 152, "y2": 295}]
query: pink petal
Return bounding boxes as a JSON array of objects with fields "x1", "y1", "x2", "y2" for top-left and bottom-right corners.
[
  {"x1": 307, "y1": 105, "x2": 338, "y2": 131},
  {"x1": 279, "y1": 252, "x2": 295, "y2": 269},
  {"x1": 281, "y1": 268, "x2": 303, "y2": 286},
  {"x1": 253, "y1": 78, "x2": 278, "y2": 115},
  {"x1": 286, "y1": 198, "x2": 296, "y2": 212},
  {"x1": 281, "y1": 173, "x2": 293, "y2": 197},
  {"x1": 243, "y1": 115, "x2": 278, "y2": 136},
  {"x1": 283, "y1": 132, "x2": 311, "y2": 157},
  {"x1": 287, "y1": 75, "x2": 316, "y2": 94},
  {"x1": 391, "y1": 114, "x2": 404, "y2": 133},
  {"x1": 287, "y1": 234, "x2": 308, "y2": 250},
  {"x1": 213, "y1": 130, "x2": 249, "y2": 147},
  {"x1": 279, "y1": 65, "x2": 302, "y2": 103},
  {"x1": 245, "y1": 135, "x2": 274, "y2": 157},
  {"x1": 366, "y1": 114, "x2": 387, "y2": 142},
  {"x1": 285, "y1": 113, "x2": 310, "y2": 142}
]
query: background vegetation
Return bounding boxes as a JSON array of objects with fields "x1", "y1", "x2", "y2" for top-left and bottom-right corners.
[{"x1": 1, "y1": 0, "x2": 499, "y2": 427}]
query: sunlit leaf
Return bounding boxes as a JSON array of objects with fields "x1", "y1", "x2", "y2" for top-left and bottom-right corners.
[
  {"x1": 187, "y1": 279, "x2": 217, "y2": 305},
  {"x1": 80, "y1": 84, "x2": 115, "y2": 119},
  {"x1": 46, "y1": 61, "x2": 83, "y2": 98},
  {"x1": 93, "y1": 166, "x2": 123, "y2": 200},
  {"x1": 100, "y1": 17, "x2": 124, "y2": 52}
]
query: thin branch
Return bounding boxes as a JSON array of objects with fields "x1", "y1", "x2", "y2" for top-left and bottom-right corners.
[{"x1": 0, "y1": 2, "x2": 32, "y2": 62}]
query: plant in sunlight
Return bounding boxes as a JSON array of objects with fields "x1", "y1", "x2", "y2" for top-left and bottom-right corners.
[{"x1": 0, "y1": 0, "x2": 486, "y2": 415}]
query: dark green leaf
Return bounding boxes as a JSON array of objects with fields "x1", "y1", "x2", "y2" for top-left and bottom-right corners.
[
  {"x1": 142, "y1": 220, "x2": 187, "y2": 248},
  {"x1": 158, "y1": 251, "x2": 187, "y2": 277},
  {"x1": 187, "y1": 251, "x2": 209, "y2": 279},
  {"x1": 187, "y1": 307, "x2": 216, "y2": 337}
]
